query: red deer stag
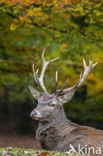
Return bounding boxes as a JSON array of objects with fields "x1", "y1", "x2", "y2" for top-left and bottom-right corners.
[{"x1": 29, "y1": 49, "x2": 103, "y2": 155}]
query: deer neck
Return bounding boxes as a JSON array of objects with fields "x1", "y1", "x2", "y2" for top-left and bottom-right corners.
[
  {"x1": 37, "y1": 106, "x2": 68, "y2": 132},
  {"x1": 36, "y1": 106, "x2": 76, "y2": 151}
]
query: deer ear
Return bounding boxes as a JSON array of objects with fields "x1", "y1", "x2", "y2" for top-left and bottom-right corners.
[
  {"x1": 58, "y1": 89, "x2": 75, "y2": 104},
  {"x1": 28, "y1": 85, "x2": 42, "y2": 100}
]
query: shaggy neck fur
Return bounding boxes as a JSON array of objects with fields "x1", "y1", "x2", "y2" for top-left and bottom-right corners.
[{"x1": 36, "y1": 106, "x2": 77, "y2": 151}]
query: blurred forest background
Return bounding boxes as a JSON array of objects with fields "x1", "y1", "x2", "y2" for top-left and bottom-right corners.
[{"x1": 0, "y1": 0, "x2": 103, "y2": 147}]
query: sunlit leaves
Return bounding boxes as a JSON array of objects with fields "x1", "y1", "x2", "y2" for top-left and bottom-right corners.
[{"x1": 1, "y1": 0, "x2": 103, "y2": 33}]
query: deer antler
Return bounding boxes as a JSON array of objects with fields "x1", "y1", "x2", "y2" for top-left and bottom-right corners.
[
  {"x1": 32, "y1": 48, "x2": 59, "y2": 93},
  {"x1": 56, "y1": 58, "x2": 98, "y2": 95},
  {"x1": 54, "y1": 71, "x2": 68, "y2": 94}
]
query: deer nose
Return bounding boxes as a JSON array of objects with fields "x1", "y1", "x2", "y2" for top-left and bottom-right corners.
[{"x1": 30, "y1": 111, "x2": 37, "y2": 118}]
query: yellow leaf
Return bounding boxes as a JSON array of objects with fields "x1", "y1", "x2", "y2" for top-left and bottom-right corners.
[
  {"x1": 10, "y1": 23, "x2": 17, "y2": 31},
  {"x1": 60, "y1": 43, "x2": 67, "y2": 49},
  {"x1": 28, "y1": 9, "x2": 34, "y2": 16},
  {"x1": 96, "y1": 11, "x2": 102, "y2": 16},
  {"x1": 55, "y1": 32, "x2": 61, "y2": 38},
  {"x1": 74, "y1": 6, "x2": 83, "y2": 12}
]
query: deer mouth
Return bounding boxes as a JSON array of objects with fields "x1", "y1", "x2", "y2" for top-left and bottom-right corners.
[
  {"x1": 30, "y1": 111, "x2": 49, "y2": 122},
  {"x1": 32, "y1": 116, "x2": 46, "y2": 122}
]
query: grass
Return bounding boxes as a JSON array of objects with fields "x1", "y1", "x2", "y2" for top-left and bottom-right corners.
[{"x1": 0, "y1": 148, "x2": 83, "y2": 156}]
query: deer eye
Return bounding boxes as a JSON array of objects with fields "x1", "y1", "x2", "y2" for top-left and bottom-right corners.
[{"x1": 48, "y1": 102, "x2": 56, "y2": 107}]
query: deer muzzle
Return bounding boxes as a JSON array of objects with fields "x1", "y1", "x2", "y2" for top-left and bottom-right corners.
[{"x1": 30, "y1": 110, "x2": 42, "y2": 120}]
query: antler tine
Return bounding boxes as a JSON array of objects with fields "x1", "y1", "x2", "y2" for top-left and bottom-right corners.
[
  {"x1": 57, "y1": 78, "x2": 68, "y2": 95},
  {"x1": 36, "y1": 68, "x2": 39, "y2": 74},
  {"x1": 32, "y1": 64, "x2": 44, "y2": 90},
  {"x1": 32, "y1": 48, "x2": 59, "y2": 93},
  {"x1": 40, "y1": 48, "x2": 59, "y2": 83},
  {"x1": 41, "y1": 48, "x2": 46, "y2": 63},
  {"x1": 77, "y1": 58, "x2": 98, "y2": 87},
  {"x1": 57, "y1": 59, "x2": 98, "y2": 95},
  {"x1": 32, "y1": 64, "x2": 39, "y2": 84},
  {"x1": 49, "y1": 57, "x2": 59, "y2": 63},
  {"x1": 54, "y1": 71, "x2": 58, "y2": 93}
]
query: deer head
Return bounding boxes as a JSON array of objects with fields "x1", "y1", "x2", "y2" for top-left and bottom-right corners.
[{"x1": 29, "y1": 49, "x2": 97, "y2": 122}]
